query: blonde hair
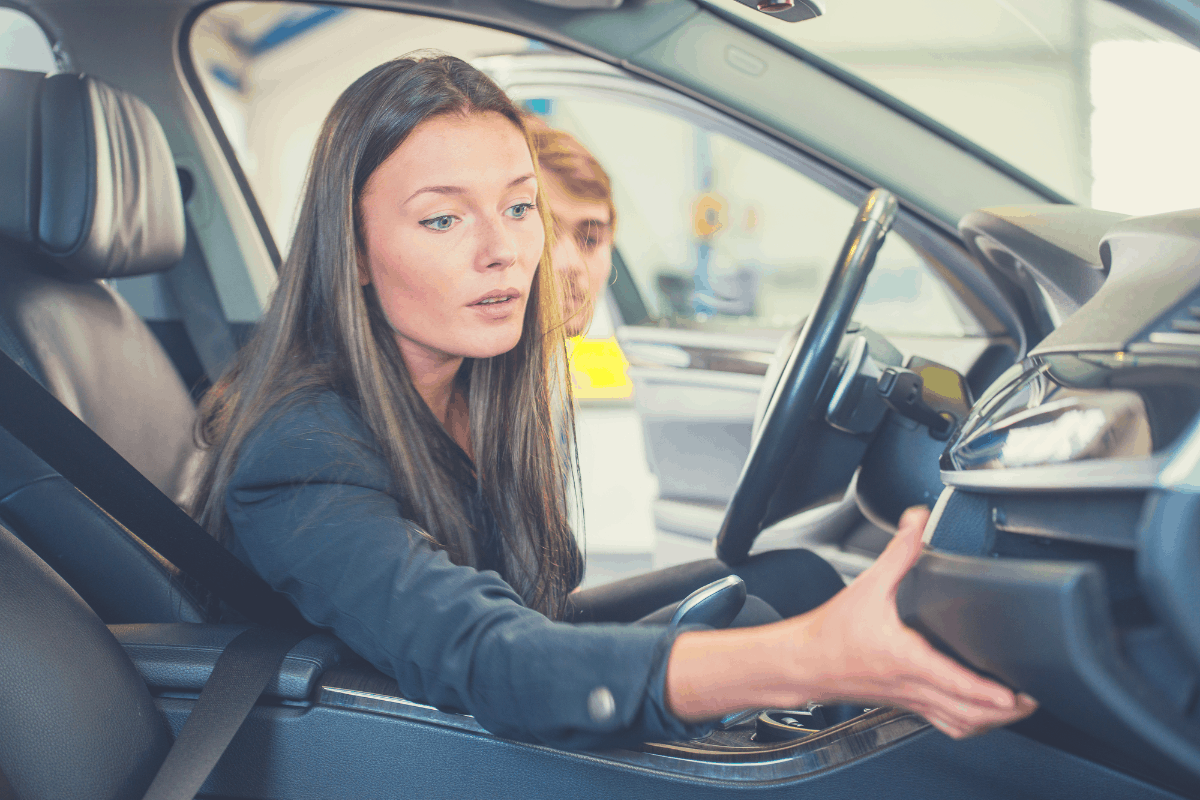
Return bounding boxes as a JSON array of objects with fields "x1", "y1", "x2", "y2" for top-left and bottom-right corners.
[{"x1": 524, "y1": 114, "x2": 615, "y2": 229}]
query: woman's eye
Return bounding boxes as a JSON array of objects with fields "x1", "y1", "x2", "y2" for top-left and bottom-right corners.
[
  {"x1": 506, "y1": 202, "x2": 535, "y2": 220},
  {"x1": 420, "y1": 215, "x2": 457, "y2": 231}
]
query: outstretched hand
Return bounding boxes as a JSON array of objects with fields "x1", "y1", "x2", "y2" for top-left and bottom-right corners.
[{"x1": 785, "y1": 506, "x2": 1038, "y2": 738}]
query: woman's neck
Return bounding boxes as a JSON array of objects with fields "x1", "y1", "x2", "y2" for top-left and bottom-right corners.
[{"x1": 397, "y1": 336, "x2": 472, "y2": 457}]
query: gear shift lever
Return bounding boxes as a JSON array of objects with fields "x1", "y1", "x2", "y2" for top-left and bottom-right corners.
[{"x1": 668, "y1": 575, "x2": 747, "y2": 630}]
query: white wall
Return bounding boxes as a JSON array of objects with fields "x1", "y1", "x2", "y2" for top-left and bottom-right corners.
[
  {"x1": 0, "y1": 8, "x2": 56, "y2": 72},
  {"x1": 718, "y1": 0, "x2": 1200, "y2": 215}
]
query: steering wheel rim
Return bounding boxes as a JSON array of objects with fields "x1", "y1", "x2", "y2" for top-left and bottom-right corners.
[{"x1": 715, "y1": 188, "x2": 900, "y2": 564}]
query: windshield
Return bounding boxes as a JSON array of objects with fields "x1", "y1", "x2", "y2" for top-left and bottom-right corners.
[{"x1": 714, "y1": 0, "x2": 1200, "y2": 216}]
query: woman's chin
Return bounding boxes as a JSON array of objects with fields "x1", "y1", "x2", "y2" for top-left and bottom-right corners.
[{"x1": 458, "y1": 326, "x2": 524, "y2": 360}]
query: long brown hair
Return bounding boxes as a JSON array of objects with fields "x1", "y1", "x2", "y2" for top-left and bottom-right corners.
[{"x1": 192, "y1": 55, "x2": 582, "y2": 619}]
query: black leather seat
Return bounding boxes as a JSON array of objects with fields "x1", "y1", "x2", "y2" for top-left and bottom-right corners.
[
  {"x1": 0, "y1": 523, "x2": 172, "y2": 800},
  {"x1": 0, "y1": 69, "x2": 210, "y2": 622}
]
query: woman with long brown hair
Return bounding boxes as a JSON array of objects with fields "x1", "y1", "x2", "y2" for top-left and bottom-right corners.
[{"x1": 193, "y1": 54, "x2": 1034, "y2": 749}]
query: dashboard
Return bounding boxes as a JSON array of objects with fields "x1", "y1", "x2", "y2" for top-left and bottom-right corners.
[{"x1": 901, "y1": 205, "x2": 1200, "y2": 794}]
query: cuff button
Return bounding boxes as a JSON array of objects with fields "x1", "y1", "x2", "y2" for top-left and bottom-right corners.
[{"x1": 587, "y1": 686, "x2": 616, "y2": 723}]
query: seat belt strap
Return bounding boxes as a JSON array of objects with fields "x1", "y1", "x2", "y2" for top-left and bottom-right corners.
[
  {"x1": 0, "y1": 347, "x2": 309, "y2": 631},
  {"x1": 141, "y1": 627, "x2": 307, "y2": 800},
  {"x1": 162, "y1": 217, "x2": 239, "y2": 382}
]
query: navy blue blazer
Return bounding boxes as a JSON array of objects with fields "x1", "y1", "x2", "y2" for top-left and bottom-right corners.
[{"x1": 224, "y1": 389, "x2": 709, "y2": 749}]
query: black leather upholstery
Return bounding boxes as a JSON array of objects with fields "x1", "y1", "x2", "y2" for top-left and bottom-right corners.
[
  {"x1": 0, "y1": 67, "x2": 208, "y2": 624},
  {"x1": 0, "y1": 247, "x2": 201, "y2": 503},
  {"x1": 0, "y1": 427, "x2": 209, "y2": 623},
  {"x1": 0, "y1": 67, "x2": 199, "y2": 505},
  {"x1": 113, "y1": 623, "x2": 354, "y2": 701},
  {"x1": 0, "y1": 524, "x2": 171, "y2": 800},
  {"x1": 0, "y1": 247, "x2": 200, "y2": 503},
  {"x1": 0, "y1": 70, "x2": 185, "y2": 279}
]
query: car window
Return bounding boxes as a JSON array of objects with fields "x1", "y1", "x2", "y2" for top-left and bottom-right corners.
[
  {"x1": 189, "y1": 3, "x2": 970, "y2": 338},
  {"x1": 0, "y1": 8, "x2": 56, "y2": 72},
  {"x1": 515, "y1": 91, "x2": 969, "y2": 337}
]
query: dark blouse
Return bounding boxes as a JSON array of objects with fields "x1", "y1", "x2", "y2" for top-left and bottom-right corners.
[{"x1": 223, "y1": 389, "x2": 710, "y2": 749}]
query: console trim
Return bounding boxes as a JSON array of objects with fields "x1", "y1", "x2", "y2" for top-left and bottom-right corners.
[{"x1": 317, "y1": 686, "x2": 928, "y2": 784}]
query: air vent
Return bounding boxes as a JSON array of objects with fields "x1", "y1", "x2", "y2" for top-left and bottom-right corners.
[
  {"x1": 1169, "y1": 306, "x2": 1200, "y2": 333},
  {"x1": 1147, "y1": 295, "x2": 1200, "y2": 348}
]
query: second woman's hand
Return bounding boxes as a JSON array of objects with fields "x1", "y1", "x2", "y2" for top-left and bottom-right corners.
[{"x1": 664, "y1": 506, "x2": 1038, "y2": 738}]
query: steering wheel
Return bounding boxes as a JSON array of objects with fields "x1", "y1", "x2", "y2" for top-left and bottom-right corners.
[{"x1": 715, "y1": 188, "x2": 899, "y2": 564}]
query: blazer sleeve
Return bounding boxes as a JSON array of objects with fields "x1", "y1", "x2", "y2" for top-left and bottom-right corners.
[{"x1": 224, "y1": 393, "x2": 712, "y2": 749}]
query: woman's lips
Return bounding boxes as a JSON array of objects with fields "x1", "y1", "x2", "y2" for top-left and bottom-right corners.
[
  {"x1": 470, "y1": 287, "x2": 520, "y2": 304},
  {"x1": 469, "y1": 289, "x2": 521, "y2": 320}
]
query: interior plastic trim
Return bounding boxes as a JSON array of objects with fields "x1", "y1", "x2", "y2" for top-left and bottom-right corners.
[
  {"x1": 897, "y1": 548, "x2": 1200, "y2": 783},
  {"x1": 940, "y1": 455, "x2": 1167, "y2": 492},
  {"x1": 1159, "y1": 415, "x2": 1200, "y2": 492},
  {"x1": 317, "y1": 686, "x2": 928, "y2": 783}
]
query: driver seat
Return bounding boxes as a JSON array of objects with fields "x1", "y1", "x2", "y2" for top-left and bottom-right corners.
[{"x1": 0, "y1": 68, "x2": 210, "y2": 623}]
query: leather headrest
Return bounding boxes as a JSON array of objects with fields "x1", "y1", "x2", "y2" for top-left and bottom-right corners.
[{"x1": 0, "y1": 69, "x2": 185, "y2": 279}]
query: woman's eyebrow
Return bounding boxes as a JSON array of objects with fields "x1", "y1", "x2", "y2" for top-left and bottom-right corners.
[{"x1": 404, "y1": 174, "x2": 537, "y2": 205}]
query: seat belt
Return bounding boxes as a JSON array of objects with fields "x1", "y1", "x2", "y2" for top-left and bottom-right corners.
[
  {"x1": 141, "y1": 626, "x2": 306, "y2": 800},
  {"x1": 161, "y1": 217, "x2": 239, "y2": 382},
  {"x1": 0, "y1": 349, "x2": 320, "y2": 796},
  {"x1": 0, "y1": 346, "x2": 308, "y2": 630}
]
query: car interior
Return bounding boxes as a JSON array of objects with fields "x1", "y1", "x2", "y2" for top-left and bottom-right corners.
[{"x1": 2, "y1": 0, "x2": 1200, "y2": 799}]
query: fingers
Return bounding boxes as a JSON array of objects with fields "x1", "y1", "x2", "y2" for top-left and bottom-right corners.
[
  {"x1": 798, "y1": 501, "x2": 1042, "y2": 742},
  {"x1": 908, "y1": 639, "x2": 1017, "y2": 710},
  {"x1": 894, "y1": 673, "x2": 1037, "y2": 738},
  {"x1": 892, "y1": 630, "x2": 1040, "y2": 738},
  {"x1": 921, "y1": 691, "x2": 1038, "y2": 739},
  {"x1": 861, "y1": 505, "x2": 930, "y2": 595}
]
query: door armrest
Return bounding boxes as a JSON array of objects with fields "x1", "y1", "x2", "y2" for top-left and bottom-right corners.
[{"x1": 111, "y1": 622, "x2": 354, "y2": 701}]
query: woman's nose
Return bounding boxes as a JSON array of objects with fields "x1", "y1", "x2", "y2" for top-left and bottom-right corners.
[{"x1": 478, "y1": 213, "x2": 519, "y2": 270}]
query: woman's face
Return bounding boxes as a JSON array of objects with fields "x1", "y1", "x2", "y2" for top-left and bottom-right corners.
[
  {"x1": 543, "y1": 176, "x2": 613, "y2": 338},
  {"x1": 358, "y1": 111, "x2": 544, "y2": 370}
]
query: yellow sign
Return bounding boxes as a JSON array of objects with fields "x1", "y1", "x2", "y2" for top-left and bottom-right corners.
[
  {"x1": 568, "y1": 336, "x2": 633, "y2": 401},
  {"x1": 692, "y1": 192, "x2": 726, "y2": 239}
]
